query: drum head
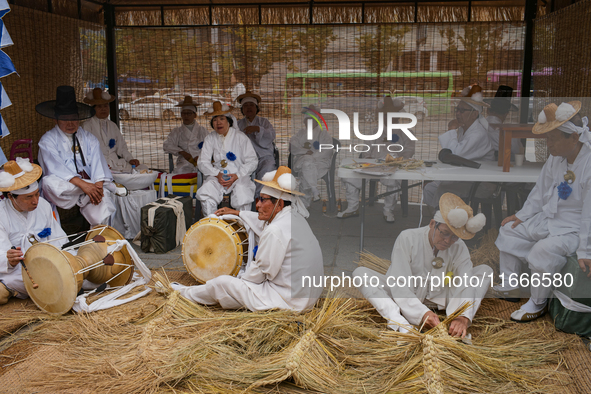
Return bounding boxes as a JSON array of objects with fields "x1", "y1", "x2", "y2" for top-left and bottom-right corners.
[
  {"x1": 86, "y1": 225, "x2": 134, "y2": 287},
  {"x1": 183, "y1": 218, "x2": 244, "y2": 284},
  {"x1": 23, "y1": 243, "x2": 77, "y2": 315}
]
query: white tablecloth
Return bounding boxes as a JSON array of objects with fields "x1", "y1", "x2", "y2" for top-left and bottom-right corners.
[{"x1": 112, "y1": 190, "x2": 158, "y2": 239}]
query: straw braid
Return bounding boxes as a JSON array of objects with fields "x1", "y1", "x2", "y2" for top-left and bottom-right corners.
[
  {"x1": 422, "y1": 334, "x2": 444, "y2": 394},
  {"x1": 286, "y1": 330, "x2": 317, "y2": 373},
  {"x1": 138, "y1": 291, "x2": 179, "y2": 357}
]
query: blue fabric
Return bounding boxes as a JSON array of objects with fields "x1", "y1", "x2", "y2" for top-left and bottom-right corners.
[
  {"x1": 0, "y1": 145, "x2": 6, "y2": 166},
  {"x1": 226, "y1": 151, "x2": 236, "y2": 161},
  {"x1": 0, "y1": 112, "x2": 8, "y2": 138},
  {"x1": 0, "y1": 20, "x2": 13, "y2": 48},
  {"x1": 0, "y1": 0, "x2": 10, "y2": 19},
  {"x1": 253, "y1": 245, "x2": 258, "y2": 259},
  {"x1": 389, "y1": 134, "x2": 400, "y2": 143},
  {"x1": 558, "y1": 181, "x2": 572, "y2": 200},
  {"x1": 0, "y1": 50, "x2": 16, "y2": 78},
  {"x1": 313, "y1": 141, "x2": 320, "y2": 150},
  {"x1": 198, "y1": 141, "x2": 203, "y2": 149},
  {"x1": 37, "y1": 228, "x2": 51, "y2": 238},
  {"x1": 109, "y1": 138, "x2": 116, "y2": 149}
]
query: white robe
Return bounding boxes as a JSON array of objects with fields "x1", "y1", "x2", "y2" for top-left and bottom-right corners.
[
  {"x1": 486, "y1": 115, "x2": 522, "y2": 154},
  {"x1": 163, "y1": 122, "x2": 209, "y2": 174},
  {"x1": 83, "y1": 116, "x2": 134, "y2": 172},
  {"x1": 38, "y1": 125, "x2": 116, "y2": 226},
  {"x1": 0, "y1": 197, "x2": 67, "y2": 298},
  {"x1": 496, "y1": 145, "x2": 591, "y2": 300},
  {"x1": 196, "y1": 127, "x2": 258, "y2": 215},
  {"x1": 290, "y1": 126, "x2": 333, "y2": 204},
  {"x1": 341, "y1": 129, "x2": 415, "y2": 214},
  {"x1": 354, "y1": 226, "x2": 491, "y2": 329},
  {"x1": 237, "y1": 116, "x2": 277, "y2": 195},
  {"x1": 423, "y1": 119, "x2": 495, "y2": 208},
  {"x1": 177, "y1": 206, "x2": 324, "y2": 312}
]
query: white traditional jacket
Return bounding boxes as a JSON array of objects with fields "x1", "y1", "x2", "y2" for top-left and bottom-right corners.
[
  {"x1": 515, "y1": 144, "x2": 591, "y2": 259},
  {"x1": 237, "y1": 116, "x2": 276, "y2": 160},
  {"x1": 163, "y1": 122, "x2": 210, "y2": 171},
  {"x1": 439, "y1": 118, "x2": 495, "y2": 161},
  {"x1": 290, "y1": 126, "x2": 333, "y2": 168},
  {"x1": 83, "y1": 116, "x2": 134, "y2": 172},
  {"x1": 197, "y1": 127, "x2": 258, "y2": 179}
]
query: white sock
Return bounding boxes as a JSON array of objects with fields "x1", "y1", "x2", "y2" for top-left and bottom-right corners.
[{"x1": 521, "y1": 298, "x2": 547, "y2": 313}]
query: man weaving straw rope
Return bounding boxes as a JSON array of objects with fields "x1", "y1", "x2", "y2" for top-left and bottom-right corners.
[
  {"x1": 353, "y1": 193, "x2": 491, "y2": 338},
  {"x1": 169, "y1": 166, "x2": 324, "y2": 312},
  {"x1": 495, "y1": 101, "x2": 591, "y2": 322}
]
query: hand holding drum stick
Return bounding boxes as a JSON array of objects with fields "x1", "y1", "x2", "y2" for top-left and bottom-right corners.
[{"x1": 11, "y1": 246, "x2": 39, "y2": 289}]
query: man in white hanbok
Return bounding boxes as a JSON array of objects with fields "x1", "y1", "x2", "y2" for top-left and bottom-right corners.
[
  {"x1": 236, "y1": 91, "x2": 277, "y2": 197},
  {"x1": 163, "y1": 96, "x2": 209, "y2": 174},
  {"x1": 36, "y1": 86, "x2": 118, "y2": 226},
  {"x1": 338, "y1": 97, "x2": 415, "y2": 222},
  {"x1": 171, "y1": 166, "x2": 324, "y2": 312},
  {"x1": 0, "y1": 159, "x2": 67, "y2": 304},
  {"x1": 423, "y1": 85, "x2": 495, "y2": 208},
  {"x1": 353, "y1": 193, "x2": 491, "y2": 338},
  {"x1": 197, "y1": 101, "x2": 258, "y2": 216},
  {"x1": 82, "y1": 88, "x2": 143, "y2": 172},
  {"x1": 290, "y1": 105, "x2": 333, "y2": 206},
  {"x1": 495, "y1": 102, "x2": 591, "y2": 322}
]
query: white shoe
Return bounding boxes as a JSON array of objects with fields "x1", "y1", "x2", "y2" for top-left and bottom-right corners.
[
  {"x1": 510, "y1": 305, "x2": 547, "y2": 322},
  {"x1": 170, "y1": 282, "x2": 184, "y2": 292},
  {"x1": 114, "y1": 184, "x2": 129, "y2": 197},
  {"x1": 384, "y1": 212, "x2": 396, "y2": 223},
  {"x1": 337, "y1": 209, "x2": 359, "y2": 218}
]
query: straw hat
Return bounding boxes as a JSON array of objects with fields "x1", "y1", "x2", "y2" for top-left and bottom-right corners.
[
  {"x1": 532, "y1": 101, "x2": 581, "y2": 134},
  {"x1": 36, "y1": 85, "x2": 95, "y2": 120},
  {"x1": 0, "y1": 158, "x2": 43, "y2": 192},
  {"x1": 203, "y1": 101, "x2": 234, "y2": 116},
  {"x1": 459, "y1": 85, "x2": 490, "y2": 109},
  {"x1": 83, "y1": 87, "x2": 115, "y2": 105},
  {"x1": 438, "y1": 193, "x2": 486, "y2": 240},
  {"x1": 236, "y1": 91, "x2": 261, "y2": 105},
  {"x1": 255, "y1": 166, "x2": 304, "y2": 196},
  {"x1": 175, "y1": 95, "x2": 202, "y2": 108}
]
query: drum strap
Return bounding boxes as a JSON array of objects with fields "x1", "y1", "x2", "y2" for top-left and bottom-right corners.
[{"x1": 146, "y1": 196, "x2": 186, "y2": 247}]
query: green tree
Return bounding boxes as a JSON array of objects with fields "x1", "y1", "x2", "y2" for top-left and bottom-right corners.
[
  {"x1": 357, "y1": 25, "x2": 410, "y2": 73},
  {"x1": 290, "y1": 26, "x2": 337, "y2": 71}
]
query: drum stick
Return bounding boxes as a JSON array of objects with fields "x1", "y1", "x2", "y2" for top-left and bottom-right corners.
[{"x1": 12, "y1": 246, "x2": 38, "y2": 289}]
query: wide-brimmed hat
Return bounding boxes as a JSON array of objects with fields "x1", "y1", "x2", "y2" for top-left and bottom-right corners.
[
  {"x1": 379, "y1": 96, "x2": 405, "y2": 113},
  {"x1": 83, "y1": 87, "x2": 115, "y2": 105},
  {"x1": 532, "y1": 101, "x2": 581, "y2": 135},
  {"x1": 0, "y1": 158, "x2": 43, "y2": 192},
  {"x1": 459, "y1": 85, "x2": 490, "y2": 109},
  {"x1": 484, "y1": 85, "x2": 518, "y2": 113},
  {"x1": 236, "y1": 91, "x2": 261, "y2": 105},
  {"x1": 203, "y1": 101, "x2": 234, "y2": 117},
  {"x1": 36, "y1": 85, "x2": 95, "y2": 120},
  {"x1": 175, "y1": 96, "x2": 202, "y2": 109},
  {"x1": 255, "y1": 166, "x2": 304, "y2": 196},
  {"x1": 438, "y1": 193, "x2": 486, "y2": 240}
]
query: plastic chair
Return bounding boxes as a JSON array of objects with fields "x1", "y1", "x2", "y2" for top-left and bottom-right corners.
[{"x1": 10, "y1": 139, "x2": 33, "y2": 162}]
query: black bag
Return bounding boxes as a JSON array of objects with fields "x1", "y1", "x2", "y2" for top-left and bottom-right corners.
[{"x1": 140, "y1": 195, "x2": 192, "y2": 254}]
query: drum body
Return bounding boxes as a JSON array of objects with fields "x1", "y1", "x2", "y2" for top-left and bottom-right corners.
[
  {"x1": 183, "y1": 217, "x2": 248, "y2": 284},
  {"x1": 23, "y1": 226, "x2": 134, "y2": 315}
]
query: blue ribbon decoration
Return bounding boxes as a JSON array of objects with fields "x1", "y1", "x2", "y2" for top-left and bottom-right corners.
[
  {"x1": 558, "y1": 181, "x2": 572, "y2": 200},
  {"x1": 37, "y1": 227, "x2": 51, "y2": 238},
  {"x1": 253, "y1": 245, "x2": 258, "y2": 259},
  {"x1": 108, "y1": 138, "x2": 116, "y2": 149},
  {"x1": 389, "y1": 133, "x2": 400, "y2": 143},
  {"x1": 313, "y1": 141, "x2": 320, "y2": 150},
  {"x1": 226, "y1": 151, "x2": 236, "y2": 161},
  {"x1": 198, "y1": 141, "x2": 204, "y2": 149}
]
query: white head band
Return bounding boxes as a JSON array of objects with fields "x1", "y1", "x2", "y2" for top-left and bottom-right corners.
[
  {"x1": 558, "y1": 116, "x2": 591, "y2": 149},
  {"x1": 260, "y1": 185, "x2": 309, "y2": 218},
  {"x1": 433, "y1": 210, "x2": 444, "y2": 223},
  {"x1": 182, "y1": 105, "x2": 197, "y2": 113},
  {"x1": 10, "y1": 180, "x2": 39, "y2": 195},
  {"x1": 241, "y1": 97, "x2": 258, "y2": 106}
]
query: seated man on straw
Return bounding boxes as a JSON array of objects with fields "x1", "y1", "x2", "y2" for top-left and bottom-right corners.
[
  {"x1": 163, "y1": 96, "x2": 210, "y2": 174},
  {"x1": 236, "y1": 91, "x2": 277, "y2": 197},
  {"x1": 353, "y1": 193, "x2": 492, "y2": 338},
  {"x1": 82, "y1": 88, "x2": 145, "y2": 173},
  {"x1": 422, "y1": 85, "x2": 495, "y2": 208},
  {"x1": 37, "y1": 86, "x2": 123, "y2": 226},
  {"x1": 197, "y1": 101, "x2": 258, "y2": 216},
  {"x1": 0, "y1": 159, "x2": 67, "y2": 304},
  {"x1": 338, "y1": 97, "x2": 415, "y2": 222},
  {"x1": 495, "y1": 102, "x2": 591, "y2": 322},
  {"x1": 289, "y1": 105, "x2": 333, "y2": 206},
  {"x1": 172, "y1": 166, "x2": 324, "y2": 312}
]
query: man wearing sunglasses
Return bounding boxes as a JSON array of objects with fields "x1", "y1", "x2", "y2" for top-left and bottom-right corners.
[
  {"x1": 423, "y1": 85, "x2": 495, "y2": 209},
  {"x1": 353, "y1": 193, "x2": 491, "y2": 338}
]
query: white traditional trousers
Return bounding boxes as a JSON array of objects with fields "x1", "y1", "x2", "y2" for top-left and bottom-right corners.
[
  {"x1": 196, "y1": 175, "x2": 255, "y2": 216},
  {"x1": 496, "y1": 212, "x2": 579, "y2": 301},
  {"x1": 341, "y1": 178, "x2": 399, "y2": 214}
]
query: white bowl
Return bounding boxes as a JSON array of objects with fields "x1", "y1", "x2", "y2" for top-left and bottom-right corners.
[{"x1": 112, "y1": 172, "x2": 159, "y2": 191}]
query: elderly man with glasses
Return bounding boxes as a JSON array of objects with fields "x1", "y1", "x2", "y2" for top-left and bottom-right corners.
[
  {"x1": 353, "y1": 193, "x2": 492, "y2": 338},
  {"x1": 422, "y1": 85, "x2": 495, "y2": 208}
]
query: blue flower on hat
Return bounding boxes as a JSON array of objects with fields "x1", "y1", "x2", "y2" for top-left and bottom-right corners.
[
  {"x1": 313, "y1": 141, "x2": 320, "y2": 150},
  {"x1": 198, "y1": 141, "x2": 204, "y2": 150},
  {"x1": 253, "y1": 245, "x2": 258, "y2": 259},
  {"x1": 558, "y1": 181, "x2": 572, "y2": 200},
  {"x1": 37, "y1": 228, "x2": 51, "y2": 238},
  {"x1": 226, "y1": 152, "x2": 236, "y2": 161},
  {"x1": 389, "y1": 134, "x2": 400, "y2": 143},
  {"x1": 109, "y1": 138, "x2": 116, "y2": 149}
]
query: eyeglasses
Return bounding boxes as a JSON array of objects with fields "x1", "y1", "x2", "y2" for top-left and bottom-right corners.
[
  {"x1": 454, "y1": 106, "x2": 474, "y2": 114},
  {"x1": 436, "y1": 224, "x2": 459, "y2": 242}
]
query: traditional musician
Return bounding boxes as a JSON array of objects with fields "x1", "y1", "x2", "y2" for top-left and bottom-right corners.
[
  {"x1": 353, "y1": 193, "x2": 491, "y2": 338},
  {"x1": 236, "y1": 91, "x2": 277, "y2": 197},
  {"x1": 289, "y1": 105, "x2": 333, "y2": 206},
  {"x1": 0, "y1": 159, "x2": 67, "y2": 304},
  {"x1": 82, "y1": 88, "x2": 144, "y2": 172},
  {"x1": 163, "y1": 96, "x2": 209, "y2": 174},
  {"x1": 37, "y1": 86, "x2": 121, "y2": 226},
  {"x1": 196, "y1": 101, "x2": 258, "y2": 216},
  {"x1": 172, "y1": 166, "x2": 324, "y2": 312},
  {"x1": 495, "y1": 102, "x2": 591, "y2": 322},
  {"x1": 338, "y1": 97, "x2": 415, "y2": 222},
  {"x1": 422, "y1": 85, "x2": 495, "y2": 208}
]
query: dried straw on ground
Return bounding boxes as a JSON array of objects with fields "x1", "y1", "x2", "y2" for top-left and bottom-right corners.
[{"x1": 470, "y1": 228, "x2": 501, "y2": 276}]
